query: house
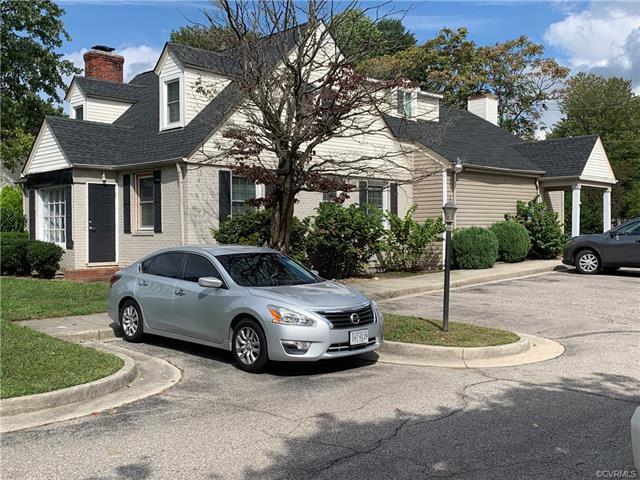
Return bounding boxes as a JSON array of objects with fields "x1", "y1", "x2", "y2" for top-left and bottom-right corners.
[{"x1": 21, "y1": 30, "x2": 616, "y2": 278}]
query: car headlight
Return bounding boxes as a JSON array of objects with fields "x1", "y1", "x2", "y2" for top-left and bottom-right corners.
[
  {"x1": 371, "y1": 300, "x2": 383, "y2": 322},
  {"x1": 268, "y1": 305, "x2": 315, "y2": 327}
]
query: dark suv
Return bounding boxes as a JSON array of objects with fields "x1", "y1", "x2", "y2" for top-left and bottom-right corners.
[{"x1": 563, "y1": 217, "x2": 640, "y2": 274}]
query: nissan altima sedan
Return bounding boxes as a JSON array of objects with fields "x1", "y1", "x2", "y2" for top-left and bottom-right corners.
[{"x1": 107, "y1": 245, "x2": 382, "y2": 372}]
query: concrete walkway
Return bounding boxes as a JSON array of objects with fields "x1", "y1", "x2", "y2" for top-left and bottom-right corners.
[{"x1": 349, "y1": 258, "x2": 566, "y2": 300}]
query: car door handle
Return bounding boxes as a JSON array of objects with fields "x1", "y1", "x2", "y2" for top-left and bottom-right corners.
[
  {"x1": 175, "y1": 289, "x2": 186, "y2": 296},
  {"x1": 138, "y1": 280, "x2": 148, "y2": 287}
]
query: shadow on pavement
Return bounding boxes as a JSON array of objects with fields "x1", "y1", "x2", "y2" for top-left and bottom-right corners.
[{"x1": 555, "y1": 267, "x2": 640, "y2": 279}]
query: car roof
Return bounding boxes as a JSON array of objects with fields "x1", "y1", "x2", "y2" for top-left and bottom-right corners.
[{"x1": 177, "y1": 244, "x2": 277, "y2": 256}]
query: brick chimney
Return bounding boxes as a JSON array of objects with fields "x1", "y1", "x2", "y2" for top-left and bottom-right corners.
[
  {"x1": 467, "y1": 93, "x2": 499, "y2": 126},
  {"x1": 83, "y1": 45, "x2": 124, "y2": 83}
]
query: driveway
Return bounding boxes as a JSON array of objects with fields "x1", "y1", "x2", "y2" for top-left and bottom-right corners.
[{"x1": 2, "y1": 271, "x2": 639, "y2": 479}]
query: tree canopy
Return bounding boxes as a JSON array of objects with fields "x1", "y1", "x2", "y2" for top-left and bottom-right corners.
[
  {"x1": 0, "y1": 0, "x2": 80, "y2": 172},
  {"x1": 169, "y1": 25, "x2": 245, "y2": 51},
  {"x1": 550, "y1": 73, "x2": 640, "y2": 227}
]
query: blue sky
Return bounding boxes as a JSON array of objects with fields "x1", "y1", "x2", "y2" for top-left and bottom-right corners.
[{"x1": 57, "y1": 0, "x2": 640, "y2": 132}]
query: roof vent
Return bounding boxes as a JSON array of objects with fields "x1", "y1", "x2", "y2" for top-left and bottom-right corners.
[{"x1": 91, "y1": 45, "x2": 115, "y2": 53}]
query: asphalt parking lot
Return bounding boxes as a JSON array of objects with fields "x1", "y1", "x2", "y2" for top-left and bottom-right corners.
[{"x1": 2, "y1": 270, "x2": 639, "y2": 479}]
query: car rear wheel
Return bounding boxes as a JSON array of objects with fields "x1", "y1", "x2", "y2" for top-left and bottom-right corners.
[
  {"x1": 119, "y1": 299, "x2": 144, "y2": 342},
  {"x1": 575, "y1": 250, "x2": 600, "y2": 274},
  {"x1": 232, "y1": 319, "x2": 268, "y2": 373}
]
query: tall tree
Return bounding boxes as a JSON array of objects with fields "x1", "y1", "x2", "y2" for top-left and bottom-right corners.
[
  {"x1": 550, "y1": 73, "x2": 640, "y2": 228},
  {"x1": 170, "y1": 25, "x2": 244, "y2": 51},
  {"x1": 193, "y1": 1, "x2": 427, "y2": 252},
  {"x1": 0, "y1": 0, "x2": 80, "y2": 172},
  {"x1": 360, "y1": 28, "x2": 568, "y2": 138}
]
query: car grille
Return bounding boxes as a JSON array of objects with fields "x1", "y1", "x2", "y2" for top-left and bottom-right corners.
[
  {"x1": 327, "y1": 338, "x2": 377, "y2": 352},
  {"x1": 317, "y1": 304, "x2": 375, "y2": 329}
]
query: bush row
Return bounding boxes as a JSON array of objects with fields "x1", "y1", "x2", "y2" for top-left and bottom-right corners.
[
  {"x1": 1, "y1": 235, "x2": 64, "y2": 279},
  {"x1": 213, "y1": 203, "x2": 444, "y2": 279}
]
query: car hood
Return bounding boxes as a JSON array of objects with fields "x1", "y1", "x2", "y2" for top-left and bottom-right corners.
[
  {"x1": 247, "y1": 281, "x2": 370, "y2": 311},
  {"x1": 571, "y1": 233, "x2": 607, "y2": 242}
]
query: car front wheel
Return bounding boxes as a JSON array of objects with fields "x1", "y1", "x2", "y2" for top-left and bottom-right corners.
[
  {"x1": 575, "y1": 250, "x2": 600, "y2": 274},
  {"x1": 119, "y1": 299, "x2": 144, "y2": 342},
  {"x1": 232, "y1": 319, "x2": 268, "y2": 373}
]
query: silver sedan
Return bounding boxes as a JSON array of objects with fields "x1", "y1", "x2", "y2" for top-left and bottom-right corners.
[{"x1": 107, "y1": 245, "x2": 382, "y2": 372}]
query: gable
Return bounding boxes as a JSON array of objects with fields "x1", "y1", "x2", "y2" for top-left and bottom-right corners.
[
  {"x1": 581, "y1": 137, "x2": 616, "y2": 180},
  {"x1": 23, "y1": 122, "x2": 71, "y2": 175}
]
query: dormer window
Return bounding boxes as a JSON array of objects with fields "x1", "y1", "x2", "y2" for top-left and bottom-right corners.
[
  {"x1": 166, "y1": 80, "x2": 180, "y2": 123},
  {"x1": 397, "y1": 90, "x2": 416, "y2": 119},
  {"x1": 74, "y1": 106, "x2": 84, "y2": 120}
]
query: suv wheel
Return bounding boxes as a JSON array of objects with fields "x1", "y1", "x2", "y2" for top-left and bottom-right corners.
[
  {"x1": 119, "y1": 299, "x2": 144, "y2": 342},
  {"x1": 575, "y1": 250, "x2": 600, "y2": 274},
  {"x1": 232, "y1": 319, "x2": 268, "y2": 373}
]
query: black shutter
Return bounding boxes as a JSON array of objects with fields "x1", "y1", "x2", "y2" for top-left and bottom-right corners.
[
  {"x1": 396, "y1": 90, "x2": 403, "y2": 115},
  {"x1": 123, "y1": 174, "x2": 131, "y2": 234},
  {"x1": 358, "y1": 181, "x2": 367, "y2": 206},
  {"x1": 65, "y1": 185, "x2": 73, "y2": 249},
  {"x1": 219, "y1": 171, "x2": 231, "y2": 223},
  {"x1": 265, "y1": 183, "x2": 276, "y2": 198},
  {"x1": 153, "y1": 170, "x2": 162, "y2": 233},
  {"x1": 28, "y1": 190, "x2": 36, "y2": 239},
  {"x1": 390, "y1": 183, "x2": 398, "y2": 215}
]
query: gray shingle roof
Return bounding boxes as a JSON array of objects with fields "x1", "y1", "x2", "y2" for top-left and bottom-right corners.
[
  {"x1": 73, "y1": 76, "x2": 147, "y2": 102},
  {"x1": 385, "y1": 108, "x2": 599, "y2": 177},
  {"x1": 512, "y1": 135, "x2": 599, "y2": 177}
]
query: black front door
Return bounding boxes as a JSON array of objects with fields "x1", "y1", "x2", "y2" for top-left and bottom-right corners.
[{"x1": 88, "y1": 184, "x2": 116, "y2": 263}]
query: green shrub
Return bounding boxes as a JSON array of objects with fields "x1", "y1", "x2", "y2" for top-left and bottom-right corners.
[
  {"x1": 0, "y1": 186, "x2": 25, "y2": 232},
  {"x1": 490, "y1": 220, "x2": 531, "y2": 263},
  {"x1": 307, "y1": 202, "x2": 384, "y2": 278},
  {"x1": 0, "y1": 237, "x2": 31, "y2": 275},
  {"x1": 0, "y1": 231, "x2": 28, "y2": 240},
  {"x1": 451, "y1": 227, "x2": 498, "y2": 269},
  {"x1": 212, "y1": 208, "x2": 309, "y2": 262},
  {"x1": 26, "y1": 241, "x2": 63, "y2": 279},
  {"x1": 380, "y1": 206, "x2": 445, "y2": 271},
  {"x1": 505, "y1": 198, "x2": 564, "y2": 259}
]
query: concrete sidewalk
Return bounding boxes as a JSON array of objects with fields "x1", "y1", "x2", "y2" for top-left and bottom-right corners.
[
  {"x1": 349, "y1": 259, "x2": 567, "y2": 301},
  {"x1": 23, "y1": 313, "x2": 118, "y2": 342}
]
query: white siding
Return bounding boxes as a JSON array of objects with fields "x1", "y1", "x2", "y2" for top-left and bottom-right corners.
[
  {"x1": 25, "y1": 123, "x2": 70, "y2": 174},
  {"x1": 86, "y1": 97, "x2": 132, "y2": 123},
  {"x1": 184, "y1": 68, "x2": 231, "y2": 124},
  {"x1": 158, "y1": 51, "x2": 185, "y2": 130},
  {"x1": 467, "y1": 96, "x2": 499, "y2": 126},
  {"x1": 415, "y1": 95, "x2": 440, "y2": 122},
  {"x1": 68, "y1": 83, "x2": 85, "y2": 117},
  {"x1": 582, "y1": 138, "x2": 616, "y2": 180}
]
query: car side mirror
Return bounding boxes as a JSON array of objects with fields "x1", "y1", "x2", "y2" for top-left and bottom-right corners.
[
  {"x1": 311, "y1": 269, "x2": 319, "y2": 276},
  {"x1": 198, "y1": 277, "x2": 223, "y2": 288}
]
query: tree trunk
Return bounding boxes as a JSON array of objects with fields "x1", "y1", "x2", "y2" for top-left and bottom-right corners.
[{"x1": 269, "y1": 182, "x2": 297, "y2": 253}]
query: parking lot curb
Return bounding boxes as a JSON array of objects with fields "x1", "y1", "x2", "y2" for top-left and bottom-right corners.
[
  {"x1": 0, "y1": 348, "x2": 136, "y2": 417},
  {"x1": 371, "y1": 334, "x2": 564, "y2": 368},
  {"x1": 0, "y1": 342, "x2": 182, "y2": 433}
]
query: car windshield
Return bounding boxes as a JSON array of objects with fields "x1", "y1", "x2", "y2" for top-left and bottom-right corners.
[{"x1": 216, "y1": 253, "x2": 321, "y2": 287}]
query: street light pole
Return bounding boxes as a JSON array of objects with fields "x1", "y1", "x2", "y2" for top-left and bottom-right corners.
[{"x1": 442, "y1": 201, "x2": 457, "y2": 332}]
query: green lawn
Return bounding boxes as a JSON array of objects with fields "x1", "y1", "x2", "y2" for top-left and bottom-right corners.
[
  {"x1": 0, "y1": 277, "x2": 109, "y2": 321},
  {"x1": 383, "y1": 313, "x2": 519, "y2": 347},
  {"x1": 0, "y1": 319, "x2": 123, "y2": 398}
]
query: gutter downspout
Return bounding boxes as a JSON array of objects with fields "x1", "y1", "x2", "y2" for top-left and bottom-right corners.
[{"x1": 176, "y1": 162, "x2": 185, "y2": 246}]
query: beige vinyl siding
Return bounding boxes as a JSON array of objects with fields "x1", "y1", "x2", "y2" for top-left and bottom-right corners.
[
  {"x1": 184, "y1": 68, "x2": 231, "y2": 124},
  {"x1": 410, "y1": 148, "x2": 446, "y2": 222},
  {"x1": 25, "y1": 123, "x2": 70, "y2": 174},
  {"x1": 582, "y1": 139, "x2": 615, "y2": 180},
  {"x1": 86, "y1": 97, "x2": 132, "y2": 123},
  {"x1": 454, "y1": 171, "x2": 538, "y2": 228},
  {"x1": 542, "y1": 189, "x2": 565, "y2": 230}
]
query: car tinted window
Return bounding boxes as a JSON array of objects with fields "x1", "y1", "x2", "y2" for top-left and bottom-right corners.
[
  {"x1": 616, "y1": 221, "x2": 640, "y2": 235},
  {"x1": 144, "y1": 252, "x2": 184, "y2": 279},
  {"x1": 183, "y1": 254, "x2": 221, "y2": 283},
  {"x1": 216, "y1": 253, "x2": 320, "y2": 287}
]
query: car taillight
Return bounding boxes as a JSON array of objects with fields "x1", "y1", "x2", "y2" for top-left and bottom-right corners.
[{"x1": 109, "y1": 274, "x2": 121, "y2": 288}]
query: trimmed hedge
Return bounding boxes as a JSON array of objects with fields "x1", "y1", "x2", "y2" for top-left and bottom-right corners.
[
  {"x1": 490, "y1": 221, "x2": 531, "y2": 263},
  {"x1": 0, "y1": 186, "x2": 25, "y2": 232},
  {"x1": 1, "y1": 238, "x2": 63, "y2": 278},
  {"x1": 451, "y1": 227, "x2": 498, "y2": 269}
]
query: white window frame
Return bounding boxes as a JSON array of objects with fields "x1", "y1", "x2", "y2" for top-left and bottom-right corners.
[
  {"x1": 160, "y1": 74, "x2": 184, "y2": 130},
  {"x1": 230, "y1": 175, "x2": 259, "y2": 218},
  {"x1": 136, "y1": 173, "x2": 155, "y2": 231},
  {"x1": 397, "y1": 90, "x2": 417, "y2": 119},
  {"x1": 38, "y1": 187, "x2": 66, "y2": 249}
]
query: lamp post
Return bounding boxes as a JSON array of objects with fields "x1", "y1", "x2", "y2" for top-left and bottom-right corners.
[{"x1": 442, "y1": 201, "x2": 457, "y2": 332}]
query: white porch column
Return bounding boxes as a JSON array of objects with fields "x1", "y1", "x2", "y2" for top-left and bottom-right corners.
[
  {"x1": 571, "y1": 184, "x2": 581, "y2": 237},
  {"x1": 603, "y1": 187, "x2": 612, "y2": 232}
]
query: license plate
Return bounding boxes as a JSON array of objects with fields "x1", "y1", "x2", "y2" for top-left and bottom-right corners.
[{"x1": 350, "y1": 329, "x2": 369, "y2": 346}]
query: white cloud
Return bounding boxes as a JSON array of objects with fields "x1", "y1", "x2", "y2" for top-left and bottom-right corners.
[
  {"x1": 543, "y1": 2, "x2": 640, "y2": 87},
  {"x1": 63, "y1": 44, "x2": 162, "y2": 83}
]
